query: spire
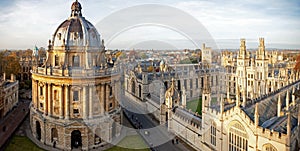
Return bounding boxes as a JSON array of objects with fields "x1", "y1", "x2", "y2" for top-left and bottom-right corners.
[
  {"x1": 236, "y1": 86, "x2": 240, "y2": 107},
  {"x1": 220, "y1": 93, "x2": 224, "y2": 113},
  {"x1": 227, "y1": 82, "x2": 230, "y2": 101},
  {"x1": 286, "y1": 111, "x2": 291, "y2": 145},
  {"x1": 292, "y1": 87, "x2": 296, "y2": 106},
  {"x1": 286, "y1": 90, "x2": 290, "y2": 111},
  {"x1": 242, "y1": 89, "x2": 246, "y2": 107},
  {"x1": 181, "y1": 87, "x2": 186, "y2": 108},
  {"x1": 255, "y1": 103, "x2": 259, "y2": 127},
  {"x1": 278, "y1": 94, "x2": 281, "y2": 117},
  {"x1": 71, "y1": 0, "x2": 82, "y2": 17}
]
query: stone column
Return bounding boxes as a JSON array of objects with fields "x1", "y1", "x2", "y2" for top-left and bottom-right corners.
[
  {"x1": 89, "y1": 85, "x2": 93, "y2": 119},
  {"x1": 59, "y1": 85, "x2": 64, "y2": 119},
  {"x1": 36, "y1": 80, "x2": 39, "y2": 110},
  {"x1": 65, "y1": 85, "x2": 70, "y2": 119},
  {"x1": 48, "y1": 83, "x2": 52, "y2": 116},
  {"x1": 83, "y1": 86, "x2": 88, "y2": 119},
  {"x1": 100, "y1": 84, "x2": 105, "y2": 114},
  {"x1": 44, "y1": 83, "x2": 48, "y2": 115},
  {"x1": 32, "y1": 80, "x2": 36, "y2": 109}
]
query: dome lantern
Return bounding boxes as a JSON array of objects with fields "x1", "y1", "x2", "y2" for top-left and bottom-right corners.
[{"x1": 71, "y1": 0, "x2": 82, "y2": 17}]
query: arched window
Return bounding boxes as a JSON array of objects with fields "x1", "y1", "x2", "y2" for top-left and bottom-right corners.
[
  {"x1": 229, "y1": 121, "x2": 248, "y2": 151},
  {"x1": 263, "y1": 144, "x2": 277, "y2": 151},
  {"x1": 55, "y1": 55, "x2": 59, "y2": 66},
  {"x1": 131, "y1": 79, "x2": 135, "y2": 94},
  {"x1": 73, "y1": 56, "x2": 80, "y2": 67},
  {"x1": 211, "y1": 121, "x2": 216, "y2": 146}
]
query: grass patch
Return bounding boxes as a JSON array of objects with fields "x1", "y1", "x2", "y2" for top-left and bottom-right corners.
[
  {"x1": 106, "y1": 135, "x2": 150, "y2": 151},
  {"x1": 186, "y1": 98, "x2": 202, "y2": 115},
  {"x1": 5, "y1": 136, "x2": 44, "y2": 151}
]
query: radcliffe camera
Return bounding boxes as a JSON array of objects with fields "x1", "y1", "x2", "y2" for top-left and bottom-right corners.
[{"x1": 0, "y1": 0, "x2": 300, "y2": 151}]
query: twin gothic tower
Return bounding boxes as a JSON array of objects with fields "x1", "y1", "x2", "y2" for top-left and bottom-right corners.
[{"x1": 30, "y1": 1, "x2": 121, "y2": 150}]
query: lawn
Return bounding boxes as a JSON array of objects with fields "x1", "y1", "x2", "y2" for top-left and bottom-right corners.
[
  {"x1": 106, "y1": 135, "x2": 150, "y2": 151},
  {"x1": 186, "y1": 97, "x2": 218, "y2": 115},
  {"x1": 186, "y1": 98, "x2": 202, "y2": 115},
  {"x1": 5, "y1": 136, "x2": 44, "y2": 151}
]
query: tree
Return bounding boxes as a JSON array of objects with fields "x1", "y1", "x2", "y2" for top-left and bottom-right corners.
[
  {"x1": 2, "y1": 54, "x2": 21, "y2": 77},
  {"x1": 294, "y1": 54, "x2": 300, "y2": 71}
]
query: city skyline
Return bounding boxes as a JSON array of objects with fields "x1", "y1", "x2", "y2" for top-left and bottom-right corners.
[{"x1": 0, "y1": 0, "x2": 299, "y2": 50}]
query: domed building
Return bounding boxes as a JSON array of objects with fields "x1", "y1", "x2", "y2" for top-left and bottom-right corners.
[{"x1": 30, "y1": 1, "x2": 121, "y2": 150}]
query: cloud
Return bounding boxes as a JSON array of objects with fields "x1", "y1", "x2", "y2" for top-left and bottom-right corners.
[{"x1": 0, "y1": 0, "x2": 299, "y2": 49}]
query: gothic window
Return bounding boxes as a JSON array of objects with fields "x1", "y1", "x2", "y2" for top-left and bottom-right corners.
[
  {"x1": 40, "y1": 103, "x2": 43, "y2": 108},
  {"x1": 263, "y1": 144, "x2": 277, "y2": 151},
  {"x1": 229, "y1": 122, "x2": 248, "y2": 151},
  {"x1": 73, "y1": 56, "x2": 80, "y2": 67},
  {"x1": 55, "y1": 55, "x2": 59, "y2": 66},
  {"x1": 211, "y1": 122, "x2": 216, "y2": 146},
  {"x1": 190, "y1": 79, "x2": 193, "y2": 89},
  {"x1": 73, "y1": 91, "x2": 79, "y2": 101},
  {"x1": 196, "y1": 78, "x2": 199, "y2": 88},
  {"x1": 109, "y1": 103, "x2": 113, "y2": 108}
]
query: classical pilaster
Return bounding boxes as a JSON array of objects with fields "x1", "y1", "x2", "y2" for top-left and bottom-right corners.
[{"x1": 44, "y1": 83, "x2": 48, "y2": 115}]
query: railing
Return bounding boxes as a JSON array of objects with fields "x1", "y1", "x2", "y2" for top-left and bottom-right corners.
[{"x1": 35, "y1": 66, "x2": 120, "y2": 77}]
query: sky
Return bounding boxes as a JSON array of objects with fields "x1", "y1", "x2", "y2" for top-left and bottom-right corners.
[{"x1": 0, "y1": 0, "x2": 299, "y2": 50}]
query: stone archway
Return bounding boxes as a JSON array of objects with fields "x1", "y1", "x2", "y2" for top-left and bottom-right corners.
[
  {"x1": 36, "y1": 121, "x2": 41, "y2": 141},
  {"x1": 71, "y1": 130, "x2": 82, "y2": 149}
]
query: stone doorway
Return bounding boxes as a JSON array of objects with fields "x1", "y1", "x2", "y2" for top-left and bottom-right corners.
[
  {"x1": 36, "y1": 121, "x2": 41, "y2": 141},
  {"x1": 71, "y1": 130, "x2": 82, "y2": 149}
]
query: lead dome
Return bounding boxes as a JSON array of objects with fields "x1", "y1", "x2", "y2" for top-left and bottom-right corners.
[{"x1": 51, "y1": 0, "x2": 101, "y2": 49}]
